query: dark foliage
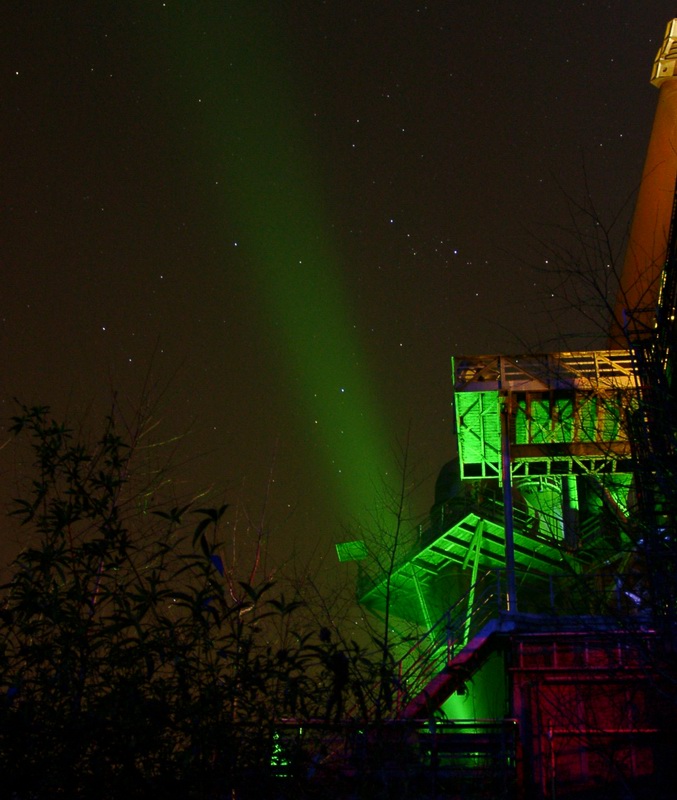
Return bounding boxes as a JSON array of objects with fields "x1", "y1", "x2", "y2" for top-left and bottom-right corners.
[{"x1": 0, "y1": 404, "x2": 392, "y2": 799}]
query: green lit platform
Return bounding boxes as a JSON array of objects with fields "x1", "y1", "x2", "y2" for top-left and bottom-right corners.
[
  {"x1": 357, "y1": 489, "x2": 587, "y2": 623},
  {"x1": 452, "y1": 351, "x2": 637, "y2": 480}
]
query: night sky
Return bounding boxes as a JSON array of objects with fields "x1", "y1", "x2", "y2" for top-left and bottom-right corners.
[{"x1": 2, "y1": 2, "x2": 676, "y2": 576}]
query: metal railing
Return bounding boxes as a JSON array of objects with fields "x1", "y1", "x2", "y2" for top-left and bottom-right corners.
[
  {"x1": 393, "y1": 570, "x2": 505, "y2": 714},
  {"x1": 453, "y1": 351, "x2": 636, "y2": 393},
  {"x1": 271, "y1": 717, "x2": 518, "y2": 787},
  {"x1": 387, "y1": 567, "x2": 655, "y2": 716}
]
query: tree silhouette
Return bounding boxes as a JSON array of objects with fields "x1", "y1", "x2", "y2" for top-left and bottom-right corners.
[{"x1": 0, "y1": 402, "x2": 378, "y2": 799}]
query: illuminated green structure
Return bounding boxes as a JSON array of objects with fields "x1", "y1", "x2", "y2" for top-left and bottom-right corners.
[
  {"x1": 337, "y1": 343, "x2": 670, "y2": 794},
  {"x1": 348, "y1": 349, "x2": 640, "y2": 723},
  {"x1": 332, "y1": 21, "x2": 677, "y2": 796},
  {"x1": 354, "y1": 350, "x2": 637, "y2": 621}
]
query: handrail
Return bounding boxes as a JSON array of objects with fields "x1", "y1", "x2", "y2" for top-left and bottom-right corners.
[
  {"x1": 393, "y1": 570, "x2": 504, "y2": 713},
  {"x1": 453, "y1": 351, "x2": 636, "y2": 393},
  {"x1": 389, "y1": 568, "x2": 654, "y2": 715}
]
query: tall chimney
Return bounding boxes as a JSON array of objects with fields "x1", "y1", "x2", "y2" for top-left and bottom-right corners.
[{"x1": 611, "y1": 19, "x2": 677, "y2": 344}]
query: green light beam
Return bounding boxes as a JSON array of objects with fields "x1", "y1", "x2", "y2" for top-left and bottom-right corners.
[{"x1": 170, "y1": 5, "x2": 399, "y2": 519}]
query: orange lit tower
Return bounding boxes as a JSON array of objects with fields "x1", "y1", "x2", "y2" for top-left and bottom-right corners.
[{"x1": 612, "y1": 19, "x2": 677, "y2": 343}]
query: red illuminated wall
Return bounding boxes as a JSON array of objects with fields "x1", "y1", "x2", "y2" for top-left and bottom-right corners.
[{"x1": 509, "y1": 631, "x2": 659, "y2": 798}]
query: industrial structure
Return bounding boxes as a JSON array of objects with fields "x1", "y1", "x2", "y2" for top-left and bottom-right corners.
[{"x1": 335, "y1": 19, "x2": 677, "y2": 799}]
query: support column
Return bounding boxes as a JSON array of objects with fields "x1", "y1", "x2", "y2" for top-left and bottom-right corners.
[{"x1": 501, "y1": 395, "x2": 518, "y2": 613}]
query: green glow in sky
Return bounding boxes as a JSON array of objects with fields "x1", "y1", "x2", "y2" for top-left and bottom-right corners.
[{"x1": 175, "y1": 6, "x2": 397, "y2": 518}]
